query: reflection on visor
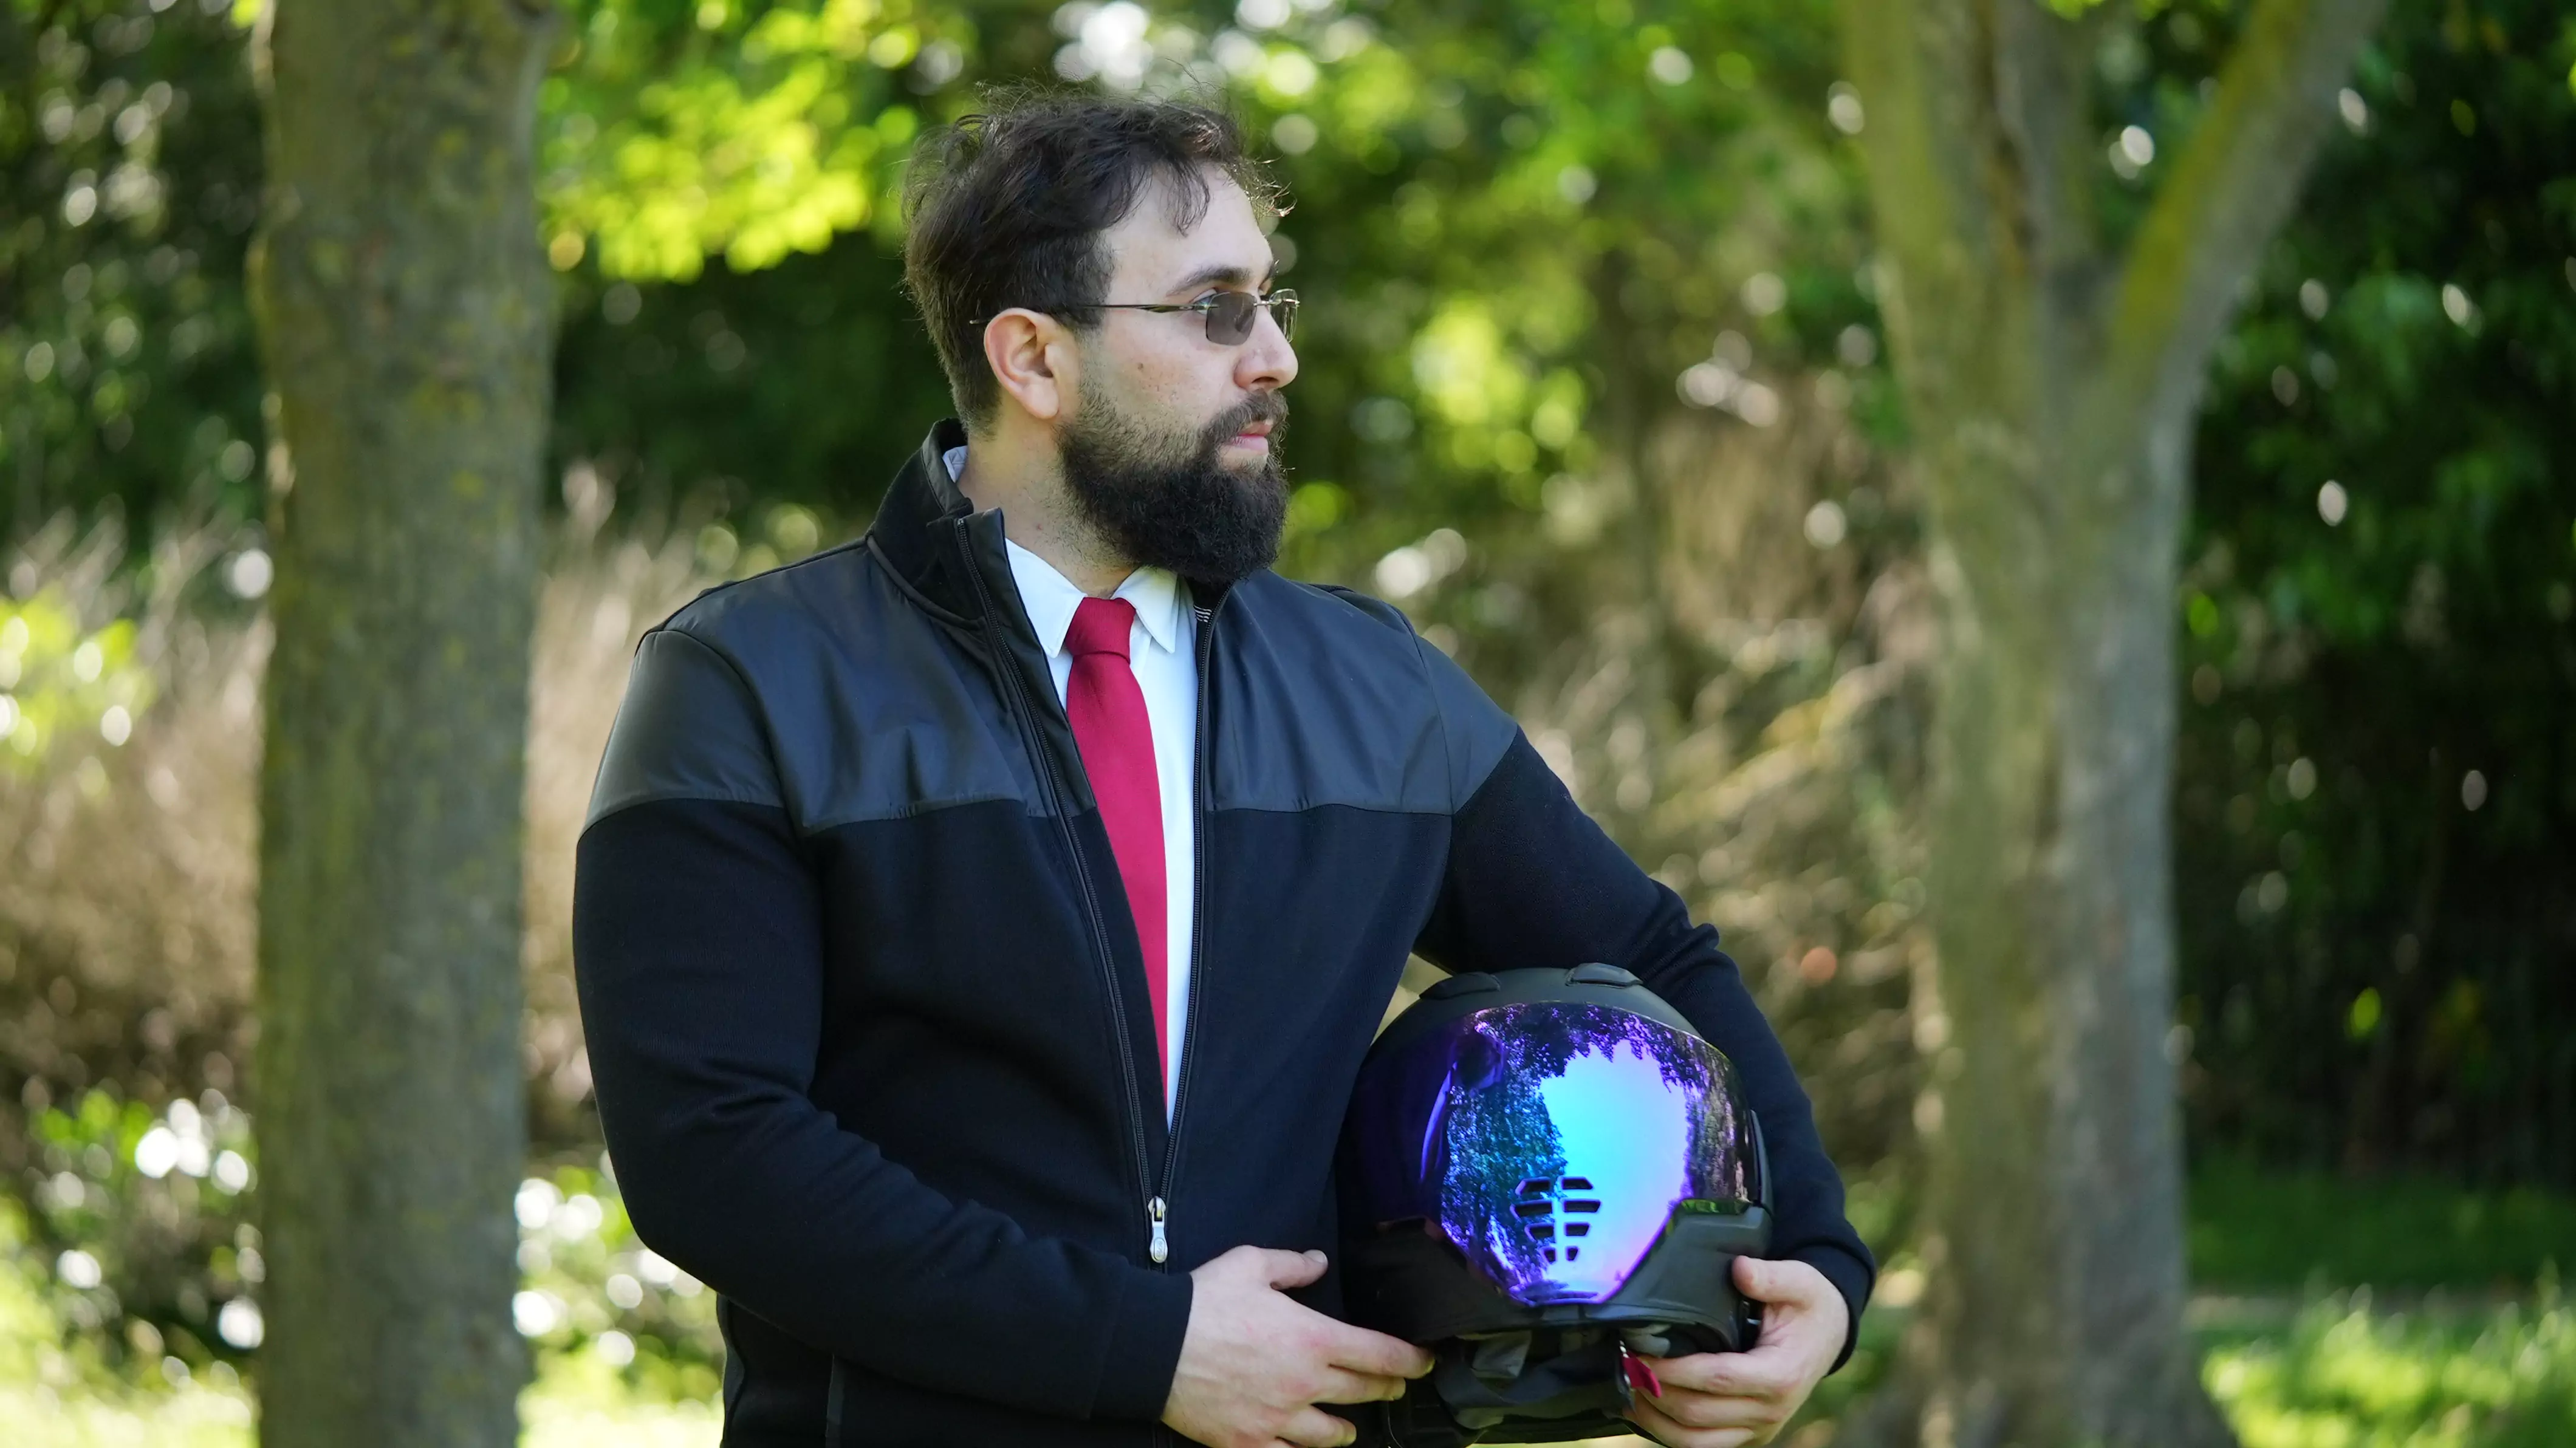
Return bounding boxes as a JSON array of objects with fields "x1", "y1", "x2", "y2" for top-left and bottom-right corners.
[{"x1": 1356, "y1": 1002, "x2": 1755, "y2": 1306}]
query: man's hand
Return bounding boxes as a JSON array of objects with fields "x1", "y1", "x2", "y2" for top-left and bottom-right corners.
[
  {"x1": 1623, "y1": 1256, "x2": 1849, "y2": 1448},
  {"x1": 1162, "y1": 1245, "x2": 1435, "y2": 1448}
]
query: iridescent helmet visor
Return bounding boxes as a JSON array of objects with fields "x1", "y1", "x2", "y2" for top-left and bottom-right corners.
[{"x1": 1343, "y1": 985, "x2": 1761, "y2": 1307}]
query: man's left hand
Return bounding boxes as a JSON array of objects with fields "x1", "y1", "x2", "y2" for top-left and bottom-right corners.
[{"x1": 1622, "y1": 1255, "x2": 1849, "y2": 1448}]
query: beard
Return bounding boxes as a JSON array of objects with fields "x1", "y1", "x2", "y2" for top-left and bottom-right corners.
[{"x1": 1058, "y1": 389, "x2": 1290, "y2": 586}]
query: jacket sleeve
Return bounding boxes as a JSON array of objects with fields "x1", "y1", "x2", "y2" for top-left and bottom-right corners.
[
  {"x1": 1405, "y1": 645, "x2": 1876, "y2": 1370},
  {"x1": 572, "y1": 626, "x2": 1191, "y2": 1421}
]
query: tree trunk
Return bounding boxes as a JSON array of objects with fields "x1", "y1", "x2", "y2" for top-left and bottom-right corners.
[
  {"x1": 246, "y1": 0, "x2": 557, "y2": 1441},
  {"x1": 1831, "y1": 0, "x2": 2386, "y2": 1441},
  {"x1": 1891, "y1": 364, "x2": 2233, "y2": 1448}
]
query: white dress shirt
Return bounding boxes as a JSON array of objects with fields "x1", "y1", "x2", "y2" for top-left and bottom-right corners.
[{"x1": 948, "y1": 447, "x2": 1198, "y2": 1116}]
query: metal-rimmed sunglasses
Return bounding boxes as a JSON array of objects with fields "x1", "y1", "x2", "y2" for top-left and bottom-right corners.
[{"x1": 975, "y1": 289, "x2": 1299, "y2": 346}]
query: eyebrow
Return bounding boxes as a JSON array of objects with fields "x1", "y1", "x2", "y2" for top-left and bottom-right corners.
[{"x1": 1166, "y1": 261, "x2": 1276, "y2": 298}]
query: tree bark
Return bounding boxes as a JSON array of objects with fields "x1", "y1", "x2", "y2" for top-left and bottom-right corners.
[
  {"x1": 246, "y1": 0, "x2": 557, "y2": 1441},
  {"x1": 1831, "y1": 0, "x2": 2386, "y2": 1442}
]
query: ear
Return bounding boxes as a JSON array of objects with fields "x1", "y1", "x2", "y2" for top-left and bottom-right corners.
[{"x1": 982, "y1": 309, "x2": 1079, "y2": 424}]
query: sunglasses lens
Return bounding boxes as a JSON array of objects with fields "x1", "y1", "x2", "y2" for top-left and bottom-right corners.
[
  {"x1": 1206, "y1": 292, "x2": 1258, "y2": 345},
  {"x1": 1272, "y1": 292, "x2": 1297, "y2": 341}
]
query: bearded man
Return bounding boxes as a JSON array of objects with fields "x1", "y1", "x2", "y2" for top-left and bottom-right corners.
[{"x1": 572, "y1": 92, "x2": 1872, "y2": 1448}]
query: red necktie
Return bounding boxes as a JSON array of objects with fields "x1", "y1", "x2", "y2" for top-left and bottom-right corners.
[{"x1": 1064, "y1": 596, "x2": 1168, "y2": 1090}]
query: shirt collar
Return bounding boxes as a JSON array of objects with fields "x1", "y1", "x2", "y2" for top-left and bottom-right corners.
[
  {"x1": 1004, "y1": 541, "x2": 1187, "y2": 659},
  {"x1": 954, "y1": 442, "x2": 1188, "y2": 659}
]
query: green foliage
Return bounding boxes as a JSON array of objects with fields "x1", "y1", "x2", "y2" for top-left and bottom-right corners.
[
  {"x1": 0, "y1": 590, "x2": 152, "y2": 768},
  {"x1": 2191, "y1": 1156, "x2": 2576, "y2": 1293},
  {"x1": 8, "y1": 1087, "x2": 726, "y2": 1404},
  {"x1": 16, "y1": 1087, "x2": 258, "y2": 1384},
  {"x1": 508, "y1": 1162, "x2": 724, "y2": 1401},
  {"x1": 5, "y1": 0, "x2": 2572, "y2": 1390},
  {"x1": 0, "y1": 0, "x2": 273, "y2": 542},
  {"x1": 1221, "y1": 0, "x2": 1883, "y2": 585},
  {"x1": 2173, "y1": 0, "x2": 2576, "y2": 1184},
  {"x1": 1, "y1": 0, "x2": 988, "y2": 542},
  {"x1": 547, "y1": 239, "x2": 954, "y2": 522},
  {"x1": 537, "y1": 0, "x2": 968, "y2": 279}
]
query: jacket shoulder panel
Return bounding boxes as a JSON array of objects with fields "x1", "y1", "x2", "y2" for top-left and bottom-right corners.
[
  {"x1": 586, "y1": 626, "x2": 780, "y2": 829},
  {"x1": 598, "y1": 547, "x2": 1039, "y2": 833},
  {"x1": 1207, "y1": 575, "x2": 1517, "y2": 815}
]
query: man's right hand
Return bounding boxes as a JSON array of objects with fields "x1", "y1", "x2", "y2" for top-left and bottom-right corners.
[{"x1": 1161, "y1": 1245, "x2": 1435, "y2": 1448}]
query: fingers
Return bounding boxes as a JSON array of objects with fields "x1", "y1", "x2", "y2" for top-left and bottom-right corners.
[
  {"x1": 1646, "y1": 1345, "x2": 1798, "y2": 1401},
  {"x1": 1631, "y1": 1380, "x2": 1779, "y2": 1429},
  {"x1": 1278, "y1": 1406, "x2": 1358, "y2": 1447},
  {"x1": 1258, "y1": 1246, "x2": 1331, "y2": 1291},
  {"x1": 1628, "y1": 1390, "x2": 1770, "y2": 1447},
  {"x1": 1323, "y1": 1323, "x2": 1436, "y2": 1380},
  {"x1": 1732, "y1": 1255, "x2": 1831, "y2": 1308},
  {"x1": 1312, "y1": 1365, "x2": 1413, "y2": 1405}
]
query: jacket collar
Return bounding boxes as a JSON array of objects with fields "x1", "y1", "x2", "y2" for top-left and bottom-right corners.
[{"x1": 865, "y1": 418, "x2": 988, "y2": 620}]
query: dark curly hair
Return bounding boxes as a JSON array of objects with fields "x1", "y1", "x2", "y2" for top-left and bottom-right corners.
[{"x1": 902, "y1": 87, "x2": 1283, "y2": 427}]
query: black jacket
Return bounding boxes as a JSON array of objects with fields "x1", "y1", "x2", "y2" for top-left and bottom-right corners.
[{"x1": 572, "y1": 421, "x2": 1874, "y2": 1446}]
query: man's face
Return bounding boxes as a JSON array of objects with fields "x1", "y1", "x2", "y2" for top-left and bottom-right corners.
[{"x1": 1055, "y1": 169, "x2": 1298, "y2": 584}]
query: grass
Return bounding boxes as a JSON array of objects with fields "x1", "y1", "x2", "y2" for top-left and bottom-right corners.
[
  {"x1": 11, "y1": 1295, "x2": 2570, "y2": 1448},
  {"x1": 2202, "y1": 1288, "x2": 2576, "y2": 1447},
  {"x1": 2180, "y1": 1159, "x2": 2576, "y2": 1445},
  {"x1": 5, "y1": 1163, "x2": 2574, "y2": 1446},
  {"x1": 2191, "y1": 1155, "x2": 2576, "y2": 1293},
  {"x1": 10, "y1": 1296, "x2": 2572, "y2": 1447},
  {"x1": 0, "y1": 1348, "x2": 722, "y2": 1448}
]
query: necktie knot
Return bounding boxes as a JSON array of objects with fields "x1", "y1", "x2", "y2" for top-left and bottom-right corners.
[{"x1": 1066, "y1": 595, "x2": 1136, "y2": 663}]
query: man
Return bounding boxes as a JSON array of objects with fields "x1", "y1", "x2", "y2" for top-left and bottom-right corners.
[{"x1": 574, "y1": 92, "x2": 1872, "y2": 1448}]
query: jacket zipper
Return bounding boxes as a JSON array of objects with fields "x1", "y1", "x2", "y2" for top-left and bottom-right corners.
[
  {"x1": 1147, "y1": 599, "x2": 1222, "y2": 1266},
  {"x1": 949, "y1": 521, "x2": 1157, "y2": 1243}
]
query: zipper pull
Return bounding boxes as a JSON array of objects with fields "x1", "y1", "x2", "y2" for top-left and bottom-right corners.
[{"x1": 1148, "y1": 1197, "x2": 1169, "y2": 1264}]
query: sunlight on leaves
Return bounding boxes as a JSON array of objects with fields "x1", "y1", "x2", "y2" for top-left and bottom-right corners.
[{"x1": 541, "y1": 0, "x2": 959, "y2": 280}]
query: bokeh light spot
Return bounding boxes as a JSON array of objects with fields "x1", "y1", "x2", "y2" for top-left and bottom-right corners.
[{"x1": 1827, "y1": 83, "x2": 1863, "y2": 134}]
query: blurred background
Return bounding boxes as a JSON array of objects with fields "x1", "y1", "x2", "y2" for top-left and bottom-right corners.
[{"x1": 1, "y1": 0, "x2": 2571, "y2": 1441}]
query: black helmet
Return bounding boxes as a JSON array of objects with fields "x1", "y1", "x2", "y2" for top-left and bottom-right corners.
[{"x1": 1337, "y1": 965, "x2": 1772, "y2": 1445}]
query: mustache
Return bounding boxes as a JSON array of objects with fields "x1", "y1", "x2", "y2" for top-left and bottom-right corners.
[{"x1": 1204, "y1": 392, "x2": 1289, "y2": 445}]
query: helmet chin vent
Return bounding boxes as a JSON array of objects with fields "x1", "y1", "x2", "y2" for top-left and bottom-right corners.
[{"x1": 1513, "y1": 1176, "x2": 1603, "y2": 1263}]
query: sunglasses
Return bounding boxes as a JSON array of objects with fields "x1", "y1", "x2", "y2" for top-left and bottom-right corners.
[{"x1": 976, "y1": 289, "x2": 1300, "y2": 346}]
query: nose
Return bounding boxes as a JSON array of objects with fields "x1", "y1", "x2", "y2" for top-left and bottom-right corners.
[{"x1": 1236, "y1": 307, "x2": 1298, "y2": 392}]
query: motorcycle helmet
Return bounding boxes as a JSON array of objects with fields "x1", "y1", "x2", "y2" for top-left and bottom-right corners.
[{"x1": 1337, "y1": 964, "x2": 1773, "y2": 1446}]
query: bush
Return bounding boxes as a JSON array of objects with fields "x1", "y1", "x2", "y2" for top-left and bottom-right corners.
[
  {"x1": 507, "y1": 1159, "x2": 724, "y2": 1402},
  {"x1": 0, "y1": 494, "x2": 728, "y2": 1379},
  {"x1": 19, "y1": 1087, "x2": 258, "y2": 1381}
]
